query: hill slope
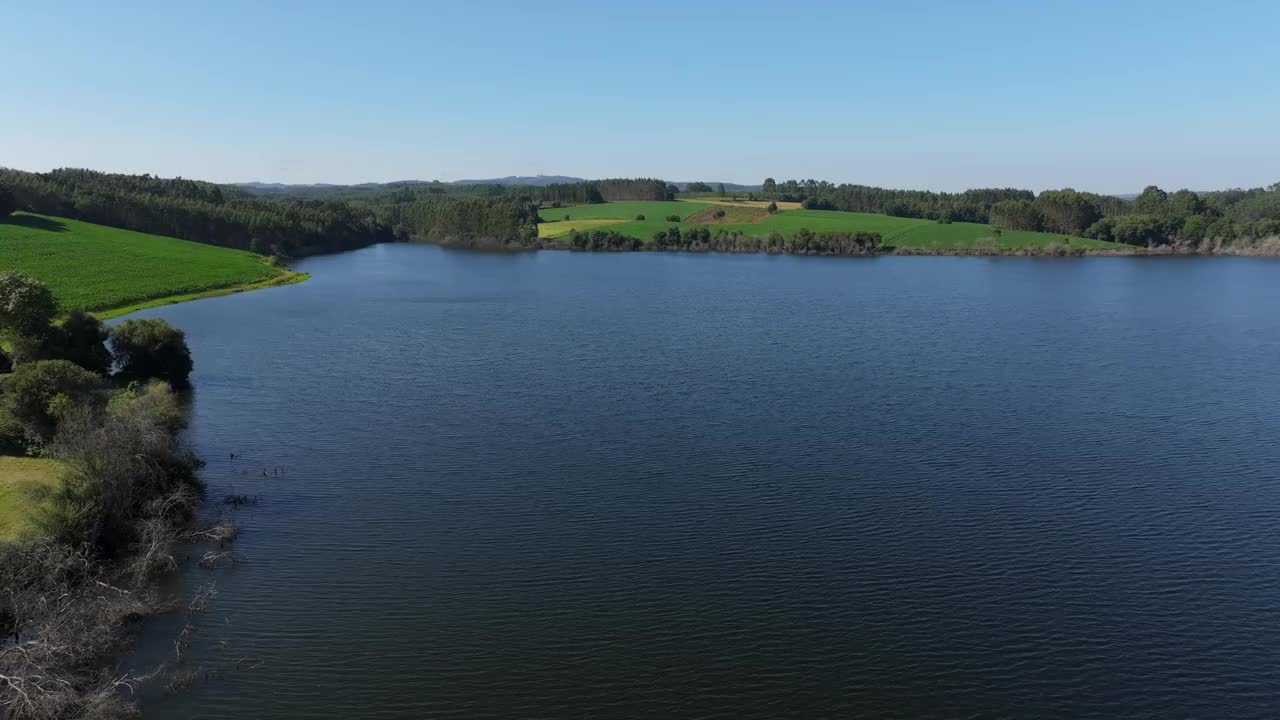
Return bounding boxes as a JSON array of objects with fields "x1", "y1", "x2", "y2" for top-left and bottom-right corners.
[
  {"x1": 537, "y1": 201, "x2": 1126, "y2": 251},
  {"x1": 0, "y1": 213, "x2": 301, "y2": 315}
]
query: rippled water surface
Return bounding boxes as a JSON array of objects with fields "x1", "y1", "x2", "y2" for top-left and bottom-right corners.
[{"x1": 133, "y1": 247, "x2": 1280, "y2": 719}]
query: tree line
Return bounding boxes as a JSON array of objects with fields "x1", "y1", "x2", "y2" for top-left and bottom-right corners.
[
  {"x1": 558, "y1": 227, "x2": 883, "y2": 256},
  {"x1": 760, "y1": 176, "x2": 1280, "y2": 248},
  {"x1": 988, "y1": 184, "x2": 1280, "y2": 247},
  {"x1": 530, "y1": 178, "x2": 674, "y2": 205},
  {"x1": 760, "y1": 178, "x2": 1035, "y2": 223},
  {"x1": 0, "y1": 168, "x2": 394, "y2": 258},
  {"x1": 377, "y1": 195, "x2": 541, "y2": 248}
]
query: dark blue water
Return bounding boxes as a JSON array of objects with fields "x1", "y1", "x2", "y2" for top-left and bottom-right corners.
[{"x1": 133, "y1": 246, "x2": 1280, "y2": 719}]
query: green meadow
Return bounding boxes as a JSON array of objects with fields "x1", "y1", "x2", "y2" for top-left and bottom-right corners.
[
  {"x1": 0, "y1": 456, "x2": 61, "y2": 542},
  {"x1": 537, "y1": 201, "x2": 1124, "y2": 251},
  {"x1": 0, "y1": 213, "x2": 303, "y2": 315}
]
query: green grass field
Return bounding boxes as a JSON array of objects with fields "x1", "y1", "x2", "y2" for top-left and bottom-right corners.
[
  {"x1": 0, "y1": 213, "x2": 302, "y2": 315},
  {"x1": 0, "y1": 456, "x2": 61, "y2": 542},
  {"x1": 537, "y1": 202, "x2": 1124, "y2": 251}
]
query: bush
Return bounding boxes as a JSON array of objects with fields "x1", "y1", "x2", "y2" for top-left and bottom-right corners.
[
  {"x1": 665, "y1": 214, "x2": 681, "y2": 222},
  {"x1": 54, "y1": 311, "x2": 111, "y2": 375},
  {"x1": 767, "y1": 201, "x2": 778, "y2": 214},
  {"x1": 42, "y1": 384, "x2": 199, "y2": 550},
  {"x1": 0, "y1": 271, "x2": 58, "y2": 339},
  {"x1": 713, "y1": 209, "x2": 726, "y2": 219},
  {"x1": 0, "y1": 360, "x2": 105, "y2": 444},
  {"x1": 109, "y1": 318, "x2": 193, "y2": 387},
  {"x1": 564, "y1": 214, "x2": 571, "y2": 221},
  {"x1": 635, "y1": 214, "x2": 646, "y2": 221}
]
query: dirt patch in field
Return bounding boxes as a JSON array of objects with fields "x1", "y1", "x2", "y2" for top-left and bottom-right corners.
[
  {"x1": 688, "y1": 198, "x2": 804, "y2": 211},
  {"x1": 684, "y1": 205, "x2": 770, "y2": 224}
]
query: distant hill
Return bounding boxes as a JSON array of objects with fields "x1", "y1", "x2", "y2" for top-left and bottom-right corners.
[
  {"x1": 237, "y1": 177, "x2": 763, "y2": 194},
  {"x1": 451, "y1": 175, "x2": 585, "y2": 186}
]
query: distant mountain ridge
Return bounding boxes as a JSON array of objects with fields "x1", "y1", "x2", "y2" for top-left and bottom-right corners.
[
  {"x1": 452, "y1": 175, "x2": 585, "y2": 186},
  {"x1": 236, "y1": 176, "x2": 762, "y2": 192}
]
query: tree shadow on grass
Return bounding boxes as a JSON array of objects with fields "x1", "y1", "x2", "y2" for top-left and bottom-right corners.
[{"x1": 2, "y1": 214, "x2": 69, "y2": 232}]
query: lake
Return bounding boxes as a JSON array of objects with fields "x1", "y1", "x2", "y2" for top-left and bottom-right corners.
[{"x1": 132, "y1": 246, "x2": 1280, "y2": 719}]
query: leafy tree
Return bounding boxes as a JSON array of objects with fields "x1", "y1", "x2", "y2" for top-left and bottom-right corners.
[
  {"x1": 1110, "y1": 214, "x2": 1172, "y2": 246},
  {"x1": 1180, "y1": 215, "x2": 1207, "y2": 246},
  {"x1": 685, "y1": 182, "x2": 712, "y2": 193},
  {"x1": 989, "y1": 199, "x2": 1044, "y2": 231},
  {"x1": 0, "y1": 360, "x2": 105, "y2": 443},
  {"x1": 109, "y1": 318, "x2": 194, "y2": 387},
  {"x1": 0, "y1": 186, "x2": 16, "y2": 217},
  {"x1": 1035, "y1": 189, "x2": 1102, "y2": 235},
  {"x1": 717, "y1": 183, "x2": 726, "y2": 197},
  {"x1": 762, "y1": 178, "x2": 777, "y2": 197},
  {"x1": 1169, "y1": 189, "x2": 1205, "y2": 217},
  {"x1": 0, "y1": 272, "x2": 58, "y2": 340},
  {"x1": 1134, "y1": 185, "x2": 1169, "y2": 215}
]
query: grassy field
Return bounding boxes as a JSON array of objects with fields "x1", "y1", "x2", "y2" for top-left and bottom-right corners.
[
  {"x1": 0, "y1": 456, "x2": 61, "y2": 542},
  {"x1": 537, "y1": 202, "x2": 1124, "y2": 251},
  {"x1": 0, "y1": 213, "x2": 303, "y2": 315}
]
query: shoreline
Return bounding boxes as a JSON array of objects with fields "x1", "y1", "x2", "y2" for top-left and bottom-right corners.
[
  {"x1": 422, "y1": 236, "x2": 1280, "y2": 258},
  {"x1": 88, "y1": 270, "x2": 310, "y2": 320}
]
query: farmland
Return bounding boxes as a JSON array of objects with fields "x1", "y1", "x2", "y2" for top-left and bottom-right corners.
[
  {"x1": 0, "y1": 213, "x2": 304, "y2": 316},
  {"x1": 537, "y1": 201, "x2": 1125, "y2": 251}
]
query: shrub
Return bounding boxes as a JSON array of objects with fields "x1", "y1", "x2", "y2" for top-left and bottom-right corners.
[
  {"x1": 665, "y1": 214, "x2": 681, "y2": 222},
  {"x1": 635, "y1": 214, "x2": 646, "y2": 221},
  {"x1": 0, "y1": 271, "x2": 58, "y2": 339},
  {"x1": 564, "y1": 214, "x2": 571, "y2": 221},
  {"x1": 54, "y1": 311, "x2": 111, "y2": 375},
  {"x1": 767, "y1": 201, "x2": 778, "y2": 214},
  {"x1": 42, "y1": 384, "x2": 199, "y2": 551},
  {"x1": 0, "y1": 360, "x2": 105, "y2": 444},
  {"x1": 109, "y1": 318, "x2": 194, "y2": 387},
  {"x1": 713, "y1": 209, "x2": 726, "y2": 219}
]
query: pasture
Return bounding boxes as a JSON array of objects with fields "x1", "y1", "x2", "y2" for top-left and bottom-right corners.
[
  {"x1": 0, "y1": 213, "x2": 299, "y2": 315},
  {"x1": 0, "y1": 456, "x2": 61, "y2": 542}
]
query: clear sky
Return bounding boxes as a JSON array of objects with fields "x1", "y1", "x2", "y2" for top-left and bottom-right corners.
[{"x1": 3, "y1": 0, "x2": 1277, "y2": 193}]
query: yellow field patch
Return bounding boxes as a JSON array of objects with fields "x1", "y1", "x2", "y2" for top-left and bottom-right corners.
[
  {"x1": 0, "y1": 456, "x2": 63, "y2": 542},
  {"x1": 538, "y1": 218, "x2": 627, "y2": 239}
]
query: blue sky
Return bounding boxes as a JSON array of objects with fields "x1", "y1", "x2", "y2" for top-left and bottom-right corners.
[{"x1": 2, "y1": 0, "x2": 1277, "y2": 192}]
